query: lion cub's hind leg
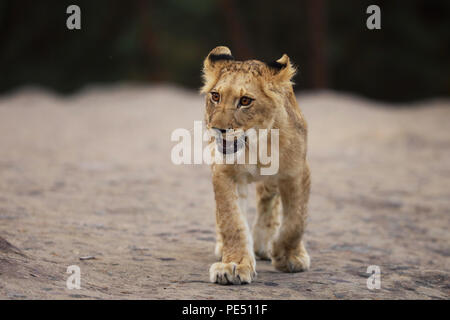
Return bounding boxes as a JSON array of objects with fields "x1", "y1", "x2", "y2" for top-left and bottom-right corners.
[
  {"x1": 253, "y1": 180, "x2": 281, "y2": 260},
  {"x1": 271, "y1": 169, "x2": 311, "y2": 272}
]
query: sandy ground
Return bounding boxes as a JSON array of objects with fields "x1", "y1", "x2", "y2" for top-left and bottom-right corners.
[{"x1": 0, "y1": 85, "x2": 449, "y2": 299}]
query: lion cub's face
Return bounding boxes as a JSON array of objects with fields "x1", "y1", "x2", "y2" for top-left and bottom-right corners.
[
  {"x1": 205, "y1": 63, "x2": 275, "y2": 133},
  {"x1": 201, "y1": 46, "x2": 296, "y2": 154}
]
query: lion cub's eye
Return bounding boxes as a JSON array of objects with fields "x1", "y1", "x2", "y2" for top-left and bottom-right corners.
[
  {"x1": 239, "y1": 96, "x2": 253, "y2": 107},
  {"x1": 211, "y1": 92, "x2": 220, "y2": 103}
]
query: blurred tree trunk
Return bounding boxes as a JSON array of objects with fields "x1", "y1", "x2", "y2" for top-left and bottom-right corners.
[
  {"x1": 0, "y1": 1, "x2": 21, "y2": 61},
  {"x1": 138, "y1": 0, "x2": 164, "y2": 81},
  {"x1": 306, "y1": 0, "x2": 328, "y2": 88},
  {"x1": 219, "y1": 0, "x2": 253, "y2": 59}
]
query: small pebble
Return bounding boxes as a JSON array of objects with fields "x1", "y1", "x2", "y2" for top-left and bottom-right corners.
[{"x1": 79, "y1": 256, "x2": 96, "y2": 261}]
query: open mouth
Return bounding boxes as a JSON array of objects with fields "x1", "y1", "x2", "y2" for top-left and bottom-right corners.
[{"x1": 216, "y1": 136, "x2": 246, "y2": 155}]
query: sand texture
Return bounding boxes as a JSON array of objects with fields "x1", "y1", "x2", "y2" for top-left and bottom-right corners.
[{"x1": 0, "y1": 86, "x2": 449, "y2": 299}]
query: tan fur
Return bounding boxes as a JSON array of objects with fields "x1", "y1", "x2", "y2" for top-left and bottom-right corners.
[{"x1": 202, "y1": 46, "x2": 311, "y2": 285}]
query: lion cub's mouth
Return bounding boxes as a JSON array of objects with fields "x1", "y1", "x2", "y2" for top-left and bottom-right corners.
[{"x1": 216, "y1": 136, "x2": 246, "y2": 155}]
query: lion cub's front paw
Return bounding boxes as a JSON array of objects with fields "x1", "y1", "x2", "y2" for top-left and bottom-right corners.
[
  {"x1": 271, "y1": 248, "x2": 310, "y2": 273},
  {"x1": 209, "y1": 262, "x2": 256, "y2": 285}
]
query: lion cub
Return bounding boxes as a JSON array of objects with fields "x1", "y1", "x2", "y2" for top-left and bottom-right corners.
[{"x1": 201, "y1": 46, "x2": 311, "y2": 285}]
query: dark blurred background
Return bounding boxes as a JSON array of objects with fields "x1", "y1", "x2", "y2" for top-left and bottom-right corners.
[{"x1": 0, "y1": 0, "x2": 449, "y2": 102}]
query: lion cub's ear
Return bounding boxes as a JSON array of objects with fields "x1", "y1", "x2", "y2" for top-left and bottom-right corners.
[
  {"x1": 266, "y1": 54, "x2": 296, "y2": 86},
  {"x1": 201, "y1": 46, "x2": 234, "y2": 94}
]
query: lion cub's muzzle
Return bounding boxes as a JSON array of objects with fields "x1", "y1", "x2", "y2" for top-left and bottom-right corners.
[{"x1": 212, "y1": 127, "x2": 246, "y2": 155}]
